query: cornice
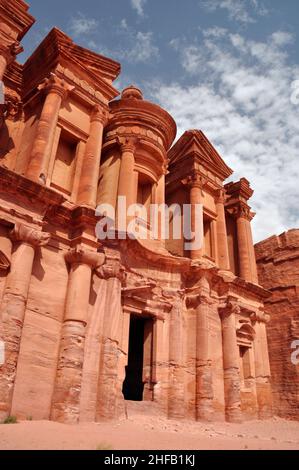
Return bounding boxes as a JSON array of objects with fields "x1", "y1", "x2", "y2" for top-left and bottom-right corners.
[
  {"x1": 0, "y1": 0, "x2": 35, "y2": 40},
  {"x1": 168, "y1": 129, "x2": 233, "y2": 182},
  {"x1": 0, "y1": 166, "x2": 65, "y2": 208},
  {"x1": 22, "y1": 28, "x2": 120, "y2": 103},
  {"x1": 108, "y1": 96, "x2": 177, "y2": 152}
]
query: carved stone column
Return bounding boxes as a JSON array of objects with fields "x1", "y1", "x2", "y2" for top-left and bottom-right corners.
[
  {"x1": 187, "y1": 291, "x2": 214, "y2": 421},
  {"x1": 167, "y1": 294, "x2": 185, "y2": 420},
  {"x1": 215, "y1": 189, "x2": 230, "y2": 270},
  {"x1": 51, "y1": 247, "x2": 105, "y2": 424},
  {"x1": 235, "y1": 203, "x2": 258, "y2": 284},
  {"x1": 117, "y1": 138, "x2": 137, "y2": 209},
  {"x1": 182, "y1": 171, "x2": 205, "y2": 260},
  {"x1": 219, "y1": 298, "x2": 242, "y2": 423},
  {"x1": 77, "y1": 105, "x2": 109, "y2": 208},
  {"x1": 26, "y1": 73, "x2": 73, "y2": 184},
  {"x1": 251, "y1": 310, "x2": 273, "y2": 419},
  {"x1": 0, "y1": 223, "x2": 50, "y2": 420},
  {"x1": 95, "y1": 261, "x2": 124, "y2": 421}
]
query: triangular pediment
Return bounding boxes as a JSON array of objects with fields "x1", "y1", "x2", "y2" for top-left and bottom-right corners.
[
  {"x1": 168, "y1": 130, "x2": 233, "y2": 181},
  {"x1": 23, "y1": 28, "x2": 121, "y2": 102}
]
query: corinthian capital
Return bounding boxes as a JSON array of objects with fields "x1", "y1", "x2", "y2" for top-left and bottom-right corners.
[
  {"x1": 186, "y1": 293, "x2": 212, "y2": 309},
  {"x1": 215, "y1": 188, "x2": 226, "y2": 204},
  {"x1": 10, "y1": 223, "x2": 51, "y2": 247},
  {"x1": 65, "y1": 246, "x2": 105, "y2": 269},
  {"x1": 250, "y1": 309, "x2": 270, "y2": 324},
  {"x1": 91, "y1": 104, "x2": 109, "y2": 125},
  {"x1": 231, "y1": 202, "x2": 254, "y2": 221},
  {"x1": 118, "y1": 136, "x2": 137, "y2": 154},
  {"x1": 97, "y1": 261, "x2": 125, "y2": 281},
  {"x1": 0, "y1": 40, "x2": 23, "y2": 64},
  {"x1": 38, "y1": 73, "x2": 74, "y2": 101},
  {"x1": 219, "y1": 296, "x2": 241, "y2": 319},
  {"x1": 182, "y1": 171, "x2": 207, "y2": 191}
]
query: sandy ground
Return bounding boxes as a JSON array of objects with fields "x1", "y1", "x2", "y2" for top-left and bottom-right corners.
[{"x1": 0, "y1": 402, "x2": 299, "y2": 450}]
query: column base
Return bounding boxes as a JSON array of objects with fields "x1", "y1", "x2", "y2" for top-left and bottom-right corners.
[{"x1": 225, "y1": 407, "x2": 243, "y2": 424}]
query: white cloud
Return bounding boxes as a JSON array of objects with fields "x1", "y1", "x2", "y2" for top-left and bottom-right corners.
[
  {"x1": 149, "y1": 30, "x2": 299, "y2": 242},
  {"x1": 201, "y1": 0, "x2": 268, "y2": 24},
  {"x1": 68, "y1": 13, "x2": 98, "y2": 36},
  {"x1": 131, "y1": 0, "x2": 147, "y2": 17},
  {"x1": 87, "y1": 26, "x2": 159, "y2": 64},
  {"x1": 124, "y1": 31, "x2": 159, "y2": 62}
]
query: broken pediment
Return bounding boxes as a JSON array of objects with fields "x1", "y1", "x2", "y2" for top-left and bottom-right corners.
[
  {"x1": 168, "y1": 129, "x2": 233, "y2": 182},
  {"x1": 23, "y1": 28, "x2": 121, "y2": 102}
]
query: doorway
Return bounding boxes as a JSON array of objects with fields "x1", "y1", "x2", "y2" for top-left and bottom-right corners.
[{"x1": 123, "y1": 315, "x2": 155, "y2": 401}]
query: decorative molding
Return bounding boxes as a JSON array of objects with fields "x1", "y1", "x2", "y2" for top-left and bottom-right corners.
[
  {"x1": 181, "y1": 171, "x2": 208, "y2": 192},
  {"x1": 228, "y1": 202, "x2": 254, "y2": 222},
  {"x1": 91, "y1": 104, "x2": 109, "y2": 125},
  {"x1": 215, "y1": 188, "x2": 226, "y2": 205},
  {"x1": 186, "y1": 293, "x2": 212, "y2": 309},
  {"x1": 250, "y1": 309, "x2": 270, "y2": 324},
  {"x1": 10, "y1": 223, "x2": 50, "y2": 247},
  {"x1": 65, "y1": 246, "x2": 105, "y2": 269},
  {"x1": 0, "y1": 40, "x2": 23, "y2": 65},
  {"x1": 219, "y1": 296, "x2": 241, "y2": 319},
  {"x1": 118, "y1": 136, "x2": 138, "y2": 154},
  {"x1": 38, "y1": 73, "x2": 74, "y2": 101},
  {"x1": 97, "y1": 261, "x2": 125, "y2": 281}
]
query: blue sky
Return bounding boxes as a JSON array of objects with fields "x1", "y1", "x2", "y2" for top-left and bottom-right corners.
[{"x1": 20, "y1": 0, "x2": 299, "y2": 241}]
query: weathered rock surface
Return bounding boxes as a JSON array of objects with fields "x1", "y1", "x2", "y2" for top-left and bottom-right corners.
[{"x1": 255, "y1": 229, "x2": 299, "y2": 420}]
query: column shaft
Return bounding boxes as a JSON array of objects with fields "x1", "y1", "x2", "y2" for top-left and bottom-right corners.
[
  {"x1": 168, "y1": 300, "x2": 185, "y2": 419},
  {"x1": 196, "y1": 299, "x2": 214, "y2": 421},
  {"x1": 117, "y1": 143, "x2": 136, "y2": 208},
  {"x1": 236, "y1": 207, "x2": 258, "y2": 283},
  {"x1": 77, "y1": 107, "x2": 107, "y2": 207},
  {"x1": 26, "y1": 92, "x2": 62, "y2": 183},
  {"x1": 26, "y1": 75, "x2": 72, "y2": 184},
  {"x1": 190, "y1": 185, "x2": 203, "y2": 260},
  {"x1": 246, "y1": 219, "x2": 259, "y2": 284},
  {"x1": 96, "y1": 276, "x2": 122, "y2": 421},
  {"x1": 0, "y1": 244, "x2": 34, "y2": 418},
  {"x1": 236, "y1": 217, "x2": 251, "y2": 281},
  {"x1": 51, "y1": 248, "x2": 103, "y2": 423},
  {"x1": 0, "y1": 224, "x2": 50, "y2": 420},
  {"x1": 221, "y1": 307, "x2": 242, "y2": 423},
  {"x1": 216, "y1": 197, "x2": 230, "y2": 270}
]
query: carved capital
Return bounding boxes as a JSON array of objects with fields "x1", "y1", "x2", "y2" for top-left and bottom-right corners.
[
  {"x1": 91, "y1": 104, "x2": 109, "y2": 125},
  {"x1": 65, "y1": 246, "x2": 105, "y2": 269},
  {"x1": 230, "y1": 202, "x2": 254, "y2": 221},
  {"x1": 2, "y1": 94, "x2": 23, "y2": 122},
  {"x1": 118, "y1": 136, "x2": 137, "y2": 154},
  {"x1": 215, "y1": 188, "x2": 226, "y2": 205},
  {"x1": 38, "y1": 73, "x2": 74, "y2": 101},
  {"x1": 97, "y1": 261, "x2": 125, "y2": 281},
  {"x1": 0, "y1": 40, "x2": 23, "y2": 64},
  {"x1": 219, "y1": 297, "x2": 240, "y2": 319},
  {"x1": 10, "y1": 223, "x2": 51, "y2": 248},
  {"x1": 250, "y1": 310, "x2": 270, "y2": 324},
  {"x1": 182, "y1": 171, "x2": 207, "y2": 192},
  {"x1": 186, "y1": 293, "x2": 212, "y2": 309}
]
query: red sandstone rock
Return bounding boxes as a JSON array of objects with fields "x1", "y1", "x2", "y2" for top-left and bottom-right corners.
[{"x1": 255, "y1": 230, "x2": 299, "y2": 420}]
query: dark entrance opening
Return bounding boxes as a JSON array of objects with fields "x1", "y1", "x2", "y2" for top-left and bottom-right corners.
[{"x1": 122, "y1": 316, "x2": 145, "y2": 401}]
